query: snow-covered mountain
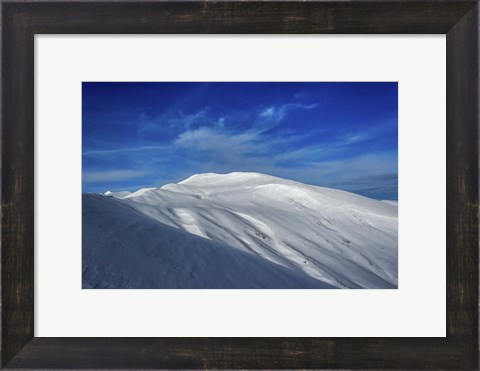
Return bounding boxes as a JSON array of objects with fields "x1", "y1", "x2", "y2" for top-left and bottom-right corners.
[{"x1": 83, "y1": 172, "x2": 398, "y2": 289}]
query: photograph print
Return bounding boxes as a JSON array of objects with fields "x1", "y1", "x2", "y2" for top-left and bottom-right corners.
[{"x1": 82, "y1": 82, "x2": 398, "y2": 289}]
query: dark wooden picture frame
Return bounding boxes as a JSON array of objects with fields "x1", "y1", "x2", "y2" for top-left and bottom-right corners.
[{"x1": 2, "y1": 1, "x2": 478, "y2": 369}]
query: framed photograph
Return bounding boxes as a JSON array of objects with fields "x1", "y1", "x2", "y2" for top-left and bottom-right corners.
[
  {"x1": 81, "y1": 81, "x2": 398, "y2": 290},
  {"x1": 2, "y1": 1, "x2": 478, "y2": 369}
]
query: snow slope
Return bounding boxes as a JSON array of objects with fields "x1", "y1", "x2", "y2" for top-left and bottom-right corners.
[
  {"x1": 83, "y1": 194, "x2": 333, "y2": 289},
  {"x1": 83, "y1": 172, "x2": 398, "y2": 289}
]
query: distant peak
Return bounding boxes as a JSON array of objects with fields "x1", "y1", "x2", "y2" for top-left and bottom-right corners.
[{"x1": 103, "y1": 190, "x2": 133, "y2": 199}]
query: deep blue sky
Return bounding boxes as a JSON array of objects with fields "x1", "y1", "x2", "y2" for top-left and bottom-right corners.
[{"x1": 83, "y1": 82, "x2": 398, "y2": 199}]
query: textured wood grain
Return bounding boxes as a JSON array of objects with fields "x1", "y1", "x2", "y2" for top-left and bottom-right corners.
[
  {"x1": 3, "y1": 1, "x2": 479, "y2": 34},
  {"x1": 1, "y1": 1, "x2": 478, "y2": 369},
  {"x1": 1, "y1": 2, "x2": 35, "y2": 368},
  {"x1": 446, "y1": 3, "x2": 479, "y2": 365},
  {"x1": 0, "y1": 337, "x2": 467, "y2": 369}
]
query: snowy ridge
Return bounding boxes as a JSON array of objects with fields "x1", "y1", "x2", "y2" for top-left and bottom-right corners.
[
  {"x1": 103, "y1": 190, "x2": 132, "y2": 198},
  {"x1": 84, "y1": 172, "x2": 398, "y2": 289}
]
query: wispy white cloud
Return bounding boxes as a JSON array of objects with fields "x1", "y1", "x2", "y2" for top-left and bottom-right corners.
[
  {"x1": 342, "y1": 133, "x2": 369, "y2": 144},
  {"x1": 138, "y1": 107, "x2": 212, "y2": 134},
  {"x1": 339, "y1": 119, "x2": 397, "y2": 145},
  {"x1": 171, "y1": 108, "x2": 210, "y2": 129},
  {"x1": 83, "y1": 170, "x2": 148, "y2": 183},
  {"x1": 294, "y1": 91, "x2": 308, "y2": 100},
  {"x1": 83, "y1": 145, "x2": 168, "y2": 157},
  {"x1": 175, "y1": 127, "x2": 258, "y2": 155},
  {"x1": 278, "y1": 152, "x2": 398, "y2": 183},
  {"x1": 259, "y1": 102, "x2": 318, "y2": 124},
  {"x1": 172, "y1": 101, "x2": 366, "y2": 170}
]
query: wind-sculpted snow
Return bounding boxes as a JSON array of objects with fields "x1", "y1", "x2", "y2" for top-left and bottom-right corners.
[
  {"x1": 83, "y1": 194, "x2": 333, "y2": 289},
  {"x1": 84, "y1": 172, "x2": 398, "y2": 289}
]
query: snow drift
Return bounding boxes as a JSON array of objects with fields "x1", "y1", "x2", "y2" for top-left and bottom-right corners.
[{"x1": 83, "y1": 172, "x2": 398, "y2": 289}]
